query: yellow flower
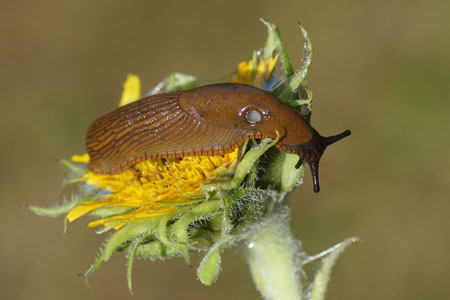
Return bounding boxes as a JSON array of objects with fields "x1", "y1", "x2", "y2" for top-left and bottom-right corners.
[
  {"x1": 64, "y1": 55, "x2": 279, "y2": 231},
  {"x1": 229, "y1": 54, "x2": 279, "y2": 86},
  {"x1": 65, "y1": 75, "x2": 239, "y2": 230},
  {"x1": 32, "y1": 53, "x2": 284, "y2": 237},
  {"x1": 66, "y1": 149, "x2": 238, "y2": 229}
]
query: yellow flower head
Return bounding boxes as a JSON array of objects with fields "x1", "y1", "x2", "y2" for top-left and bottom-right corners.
[
  {"x1": 63, "y1": 50, "x2": 282, "y2": 231},
  {"x1": 67, "y1": 150, "x2": 238, "y2": 229},
  {"x1": 65, "y1": 75, "x2": 239, "y2": 230}
]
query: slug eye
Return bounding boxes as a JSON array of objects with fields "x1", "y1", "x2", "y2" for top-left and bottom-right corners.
[{"x1": 245, "y1": 109, "x2": 261, "y2": 124}]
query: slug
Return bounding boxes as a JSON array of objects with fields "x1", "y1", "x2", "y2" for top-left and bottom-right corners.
[{"x1": 86, "y1": 83, "x2": 351, "y2": 192}]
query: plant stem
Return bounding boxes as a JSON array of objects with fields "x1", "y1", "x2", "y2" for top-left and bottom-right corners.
[{"x1": 244, "y1": 206, "x2": 303, "y2": 300}]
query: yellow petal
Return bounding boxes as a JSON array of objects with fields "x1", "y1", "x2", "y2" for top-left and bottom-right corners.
[
  {"x1": 66, "y1": 200, "x2": 108, "y2": 222},
  {"x1": 265, "y1": 54, "x2": 279, "y2": 80},
  {"x1": 71, "y1": 153, "x2": 90, "y2": 163},
  {"x1": 119, "y1": 74, "x2": 141, "y2": 107}
]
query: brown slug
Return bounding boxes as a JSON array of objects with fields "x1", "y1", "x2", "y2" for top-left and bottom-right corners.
[{"x1": 86, "y1": 83, "x2": 351, "y2": 192}]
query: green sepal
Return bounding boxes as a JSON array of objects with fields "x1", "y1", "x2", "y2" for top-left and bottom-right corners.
[
  {"x1": 157, "y1": 206, "x2": 192, "y2": 247},
  {"x1": 158, "y1": 198, "x2": 205, "y2": 207},
  {"x1": 126, "y1": 234, "x2": 147, "y2": 294},
  {"x1": 135, "y1": 228, "x2": 217, "y2": 258},
  {"x1": 28, "y1": 193, "x2": 98, "y2": 217},
  {"x1": 62, "y1": 177, "x2": 86, "y2": 187},
  {"x1": 280, "y1": 153, "x2": 306, "y2": 194},
  {"x1": 166, "y1": 73, "x2": 197, "y2": 92},
  {"x1": 89, "y1": 206, "x2": 136, "y2": 218},
  {"x1": 224, "y1": 188, "x2": 275, "y2": 229},
  {"x1": 244, "y1": 139, "x2": 258, "y2": 187},
  {"x1": 197, "y1": 247, "x2": 221, "y2": 285},
  {"x1": 59, "y1": 158, "x2": 85, "y2": 175},
  {"x1": 151, "y1": 72, "x2": 197, "y2": 94},
  {"x1": 257, "y1": 149, "x2": 285, "y2": 191},
  {"x1": 250, "y1": 50, "x2": 259, "y2": 78},
  {"x1": 289, "y1": 87, "x2": 313, "y2": 123},
  {"x1": 262, "y1": 25, "x2": 276, "y2": 60},
  {"x1": 197, "y1": 239, "x2": 232, "y2": 285},
  {"x1": 95, "y1": 221, "x2": 124, "y2": 234},
  {"x1": 207, "y1": 213, "x2": 225, "y2": 232},
  {"x1": 279, "y1": 23, "x2": 314, "y2": 103},
  {"x1": 221, "y1": 188, "x2": 247, "y2": 219},
  {"x1": 260, "y1": 18, "x2": 294, "y2": 77},
  {"x1": 222, "y1": 136, "x2": 278, "y2": 190},
  {"x1": 63, "y1": 217, "x2": 69, "y2": 235},
  {"x1": 135, "y1": 240, "x2": 165, "y2": 257},
  {"x1": 258, "y1": 149, "x2": 304, "y2": 194},
  {"x1": 189, "y1": 227, "x2": 220, "y2": 247},
  {"x1": 84, "y1": 217, "x2": 162, "y2": 278},
  {"x1": 157, "y1": 206, "x2": 192, "y2": 264},
  {"x1": 60, "y1": 158, "x2": 87, "y2": 188},
  {"x1": 172, "y1": 200, "x2": 221, "y2": 243},
  {"x1": 135, "y1": 240, "x2": 182, "y2": 258},
  {"x1": 238, "y1": 139, "x2": 250, "y2": 161},
  {"x1": 279, "y1": 73, "x2": 308, "y2": 102},
  {"x1": 183, "y1": 192, "x2": 208, "y2": 200}
]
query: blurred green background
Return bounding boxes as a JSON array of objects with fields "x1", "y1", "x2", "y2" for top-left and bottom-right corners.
[{"x1": 1, "y1": 0, "x2": 449, "y2": 299}]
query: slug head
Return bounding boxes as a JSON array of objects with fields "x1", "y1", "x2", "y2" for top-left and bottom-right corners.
[{"x1": 179, "y1": 83, "x2": 351, "y2": 193}]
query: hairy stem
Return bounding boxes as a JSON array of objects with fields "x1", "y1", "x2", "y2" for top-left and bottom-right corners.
[{"x1": 244, "y1": 206, "x2": 303, "y2": 300}]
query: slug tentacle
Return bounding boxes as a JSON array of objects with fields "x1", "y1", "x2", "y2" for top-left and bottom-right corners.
[
  {"x1": 309, "y1": 161, "x2": 321, "y2": 193},
  {"x1": 322, "y1": 130, "x2": 352, "y2": 147},
  {"x1": 290, "y1": 129, "x2": 351, "y2": 193}
]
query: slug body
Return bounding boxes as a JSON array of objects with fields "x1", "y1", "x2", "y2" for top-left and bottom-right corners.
[{"x1": 86, "y1": 83, "x2": 350, "y2": 192}]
